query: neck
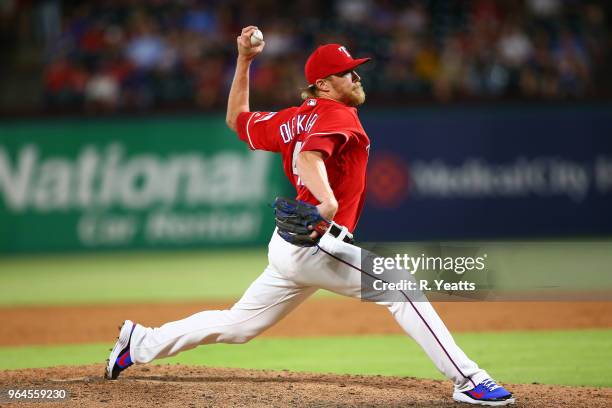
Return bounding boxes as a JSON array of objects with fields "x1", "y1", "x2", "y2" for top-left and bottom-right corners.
[{"x1": 318, "y1": 95, "x2": 347, "y2": 106}]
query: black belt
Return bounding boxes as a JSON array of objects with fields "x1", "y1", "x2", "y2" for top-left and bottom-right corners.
[{"x1": 328, "y1": 224, "x2": 355, "y2": 244}]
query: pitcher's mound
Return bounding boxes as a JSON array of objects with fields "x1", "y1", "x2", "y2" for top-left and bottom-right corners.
[{"x1": 2, "y1": 364, "x2": 610, "y2": 407}]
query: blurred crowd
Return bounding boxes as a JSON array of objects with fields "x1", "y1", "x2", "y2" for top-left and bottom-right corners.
[{"x1": 3, "y1": 0, "x2": 611, "y2": 113}]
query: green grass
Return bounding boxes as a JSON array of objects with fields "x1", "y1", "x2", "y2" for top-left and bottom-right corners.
[
  {"x1": 0, "y1": 250, "x2": 340, "y2": 306},
  {"x1": 1, "y1": 330, "x2": 610, "y2": 387},
  {"x1": 2, "y1": 241, "x2": 612, "y2": 307},
  {"x1": 0, "y1": 250, "x2": 268, "y2": 306}
]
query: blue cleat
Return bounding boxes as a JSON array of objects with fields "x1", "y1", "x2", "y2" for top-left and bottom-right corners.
[
  {"x1": 104, "y1": 320, "x2": 135, "y2": 380},
  {"x1": 453, "y1": 379, "x2": 515, "y2": 406}
]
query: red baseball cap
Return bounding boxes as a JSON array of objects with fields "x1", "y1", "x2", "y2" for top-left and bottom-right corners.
[{"x1": 304, "y1": 44, "x2": 371, "y2": 85}]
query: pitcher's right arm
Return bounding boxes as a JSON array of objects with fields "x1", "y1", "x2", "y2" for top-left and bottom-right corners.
[{"x1": 226, "y1": 26, "x2": 265, "y2": 131}]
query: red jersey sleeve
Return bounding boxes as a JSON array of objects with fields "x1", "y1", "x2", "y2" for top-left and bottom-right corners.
[
  {"x1": 300, "y1": 108, "x2": 355, "y2": 159},
  {"x1": 236, "y1": 111, "x2": 281, "y2": 152}
]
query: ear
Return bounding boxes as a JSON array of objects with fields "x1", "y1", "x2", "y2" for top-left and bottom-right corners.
[{"x1": 315, "y1": 78, "x2": 330, "y2": 92}]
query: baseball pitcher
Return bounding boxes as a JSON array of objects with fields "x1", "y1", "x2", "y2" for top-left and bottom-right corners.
[{"x1": 106, "y1": 26, "x2": 515, "y2": 406}]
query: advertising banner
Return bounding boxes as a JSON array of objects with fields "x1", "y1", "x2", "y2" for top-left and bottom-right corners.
[
  {"x1": 0, "y1": 117, "x2": 289, "y2": 253},
  {"x1": 359, "y1": 106, "x2": 612, "y2": 240}
]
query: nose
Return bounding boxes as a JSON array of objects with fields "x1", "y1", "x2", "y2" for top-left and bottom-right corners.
[{"x1": 351, "y1": 70, "x2": 361, "y2": 83}]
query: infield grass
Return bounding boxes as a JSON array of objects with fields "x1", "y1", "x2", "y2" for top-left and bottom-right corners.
[{"x1": 0, "y1": 329, "x2": 610, "y2": 387}]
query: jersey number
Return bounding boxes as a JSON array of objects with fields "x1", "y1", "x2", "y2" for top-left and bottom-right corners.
[{"x1": 292, "y1": 141, "x2": 304, "y2": 186}]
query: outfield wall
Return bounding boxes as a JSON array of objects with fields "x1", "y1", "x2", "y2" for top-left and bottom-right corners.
[{"x1": 1, "y1": 105, "x2": 611, "y2": 253}]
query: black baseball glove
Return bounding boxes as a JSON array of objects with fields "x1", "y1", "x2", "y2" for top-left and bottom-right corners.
[{"x1": 272, "y1": 197, "x2": 331, "y2": 247}]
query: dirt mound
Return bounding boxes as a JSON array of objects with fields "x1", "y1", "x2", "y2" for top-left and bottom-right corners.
[{"x1": 2, "y1": 364, "x2": 610, "y2": 407}]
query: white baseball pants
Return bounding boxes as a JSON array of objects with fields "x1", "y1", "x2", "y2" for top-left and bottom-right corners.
[{"x1": 129, "y1": 230, "x2": 490, "y2": 392}]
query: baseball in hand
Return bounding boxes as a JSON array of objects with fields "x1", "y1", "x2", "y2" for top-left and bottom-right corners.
[{"x1": 250, "y1": 29, "x2": 264, "y2": 46}]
